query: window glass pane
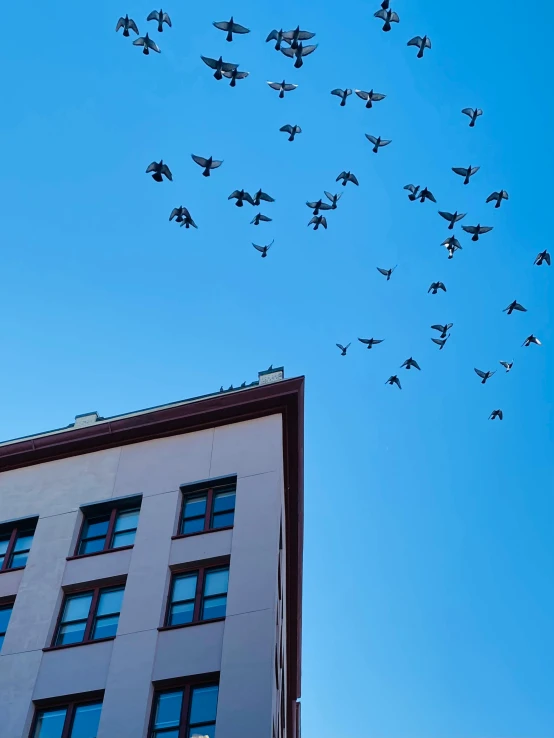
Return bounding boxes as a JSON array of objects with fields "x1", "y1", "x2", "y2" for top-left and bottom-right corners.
[
  {"x1": 202, "y1": 595, "x2": 227, "y2": 621},
  {"x1": 79, "y1": 538, "x2": 106, "y2": 556},
  {"x1": 0, "y1": 538, "x2": 10, "y2": 555},
  {"x1": 190, "y1": 727, "x2": 215, "y2": 738},
  {"x1": 63, "y1": 593, "x2": 93, "y2": 622},
  {"x1": 169, "y1": 601, "x2": 194, "y2": 626},
  {"x1": 183, "y1": 518, "x2": 205, "y2": 535},
  {"x1": 83, "y1": 518, "x2": 110, "y2": 539},
  {"x1": 0, "y1": 634, "x2": 4, "y2": 649},
  {"x1": 71, "y1": 703, "x2": 102, "y2": 738},
  {"x1": 173, "y1": 574, "x2": 197, "y2": 603},
  {"x1": 184, "y1": 496, "x2": 207, "y2": 519},
  {"x1": 213, "y1": 491, "x2": 235, "y2": 513},
  {"x1": 203, "y1": 569, "x2": 229, "y2": 597},
  {"x1": 114, "y1": 509, "x2": 139, "y2": 532},
  {"x1": 0, "y1": 555, "x2": 4, "y2": 568},
  {"x1": 154, "y1": 691, "x2": 183, "y2": 729},
  {"x1": 189, "y1": 685, "x2": 219, "y2": 725},
  {"x1": 0, "y1": 605, "x2": 13, "y2": 633},
  {"x1": 96, "y1": 588, "x2": 124, "y2": 616},
  {"x1": 56, "y1": 620, "x2": 87, "y2": 645},
  {"x1": 211, "y1": 511, "x2": 234, "y2": 529},
  {"x1": 14, "y1": 533, "x2": 34, "y2": 552},
  {"x1": 111, "y1": 530, "x2": 136, "y2": 548},
  {"x1": 34, "y1": 708, "x2": 67, "y2": 738},
  {"x1": 9, "y1": 552, "x2": 28, "y2": 568},
  {"x1": 155, "y1": 731, "x2": 179, "y2": 738},
  {"x1": 92, "y1": 614, "x2": 119, "y2": 640}
]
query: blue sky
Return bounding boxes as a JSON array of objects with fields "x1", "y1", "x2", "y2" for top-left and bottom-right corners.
[{"x1": 1, "y1": 0, "x2": 553, "y2": 736}]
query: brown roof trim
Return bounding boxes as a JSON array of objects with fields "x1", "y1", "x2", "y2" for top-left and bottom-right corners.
[{"x1": 0, "y1": 376, "x2": 305, "y2": 711}]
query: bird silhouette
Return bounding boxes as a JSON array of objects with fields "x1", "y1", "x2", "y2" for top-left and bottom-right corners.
[
  {"x1": 474, "y1": 368, "x2": 495, "y2": 384},
  {"x1": 499, "y1": 361, "x2": 514, "y2": 373},
  {"x1": 147, "y1": 9, "x2": 171, "y2": 32},
  {"x1": 267, "y1": 80, "x2": 298, "y2": 98},
  {"x1": 401, "y1": 357, "x2": 421, "y2": 370},
  {"x1": 503, "y1": 300, "x2": 527, "y2": 315},
  {"x1": 133, "y1": 33, "x2": 160, "y2": 54},
  {"x1": 358, "y1": 338, "x2": 384, "y2": 349},
  {"x1": 222, "y1": 68, "x2": 249, "y2": 87},
  {"x1": 282, "y1": 26, "x2": 316, "y2": 49},
  {"x1": 462, "y1": 108, "x2": 483, "y2": 127},
  {"x1": 404, "y1": 184, "x2": 421, "y2": 201},
  {"x1": 365, "y1": 134, "x2": 392, "y2": 153},
  {"x1": 486, "y1": 190, "x2": 509, "y2": 208},
  {"x1": 308, "y1": 215, "x2": 328, "y2": 230},
  {"x1": 266, "y1": 29, "x2": 287, "y2": 51},
  {"x1": 331, "y1": 88, "x2": 352, "y2": 106},
  {"x1": 306, "y1": 199, "x2": 332, "y2": 216},
  {"x1": 461, "y1": 224, "x2": 493, "y2": 241},
  {"x1": 442, "y1": 237, "x2": 462, "y2": 259},
  {"x1": 439, "y1": 210, "x2": 466, "y2": 229},
  {"x1": 252, "y1": 189, "x2": 275, "y2": 206},
  {"x1": 431, "y1": 323, "x2": 453, "y2": 338},
  {"x1": 489, "y1": 410, "x2": 503, "y2": 421},
  {"x1": 336, "y1": 171, "x2": 359, "y2": 186},
  {"x1": 386, "y1": 375, "x2": 402, "y2": 389},
  {"x1": 200, "y1": 55, "x2": 238, "y2": 80},
  {"x1": 213, "y1": 17, "x2": 250, "y2": 41},
  {"x1": 146, "y1": 160, "x2": 172, "y2": 181},
  {"x1": 407, "y1": 35, "x2": 431, "y2": 57},
  {"x1": 431, "y1": 334, "x2": 450, "y2": 350},
  {"x1": 251, "y1": 213, "x2": 272, "y2": 226},
  {"x1": 116, "y1": 15, "x2": 139, "y2": 36},
  {"x1": 355, "y1": 89, "x2": 386, "y2": 108},
  {"x1": 377, "y1": 266, "x2": 396, "y2": 281},
  {"x1": 191, "y1": 154, "x2": 223, "y2": 177},
  {"x1": 324, "y1": 191, "x2": 342, "y2": 208},
  {"x1": 374, "y1": 8, "x2": 399, "y2": 31},
  {"x1": 428, "y1": 282, "x2": 446, "y2": 294},
  {"x1": 522, "y1": 334, "x2": 541, "y2": 347},
  {"x1": 452, "y1": 165, "x2": 480, "y2": 185},
  {"x1": 280, "y1": 124, "x2": 302, "y2": 141},
  {"x1": 336, "y1": 343, "x2": 351, "y2": 356},
  {"x1": 280, "y1": 42, "x2": 318, "y2": 68},
  {"x1": 253, "y1": 241, "x2": 274, "y2": 258},
  {"x1": 534, "y1": 250, "x2": 551, "y2": 266},
  {"x1": 228, "y1": 190, "x2": 255, "y2": 207}
]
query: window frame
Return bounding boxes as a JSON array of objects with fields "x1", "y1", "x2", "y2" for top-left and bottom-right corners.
[
  {"x1": 162, "y1": 560, "x2": 230, "y2": 630},
  {"x1": 50, "y1": 581, "x2": 125, "y2": 649},
  {"x1": 0, "y1": 599, "x2": 15, "y2": 651},
  {"x1": 0, "y1": 518, "x2": 37, "y2": 573},
  {"x1": 176, "y1": 479, "x2": 237, "y2": 538},
  {"x1": 72, "y1": 501, "x2": 141, "y2": 559},
  {"x1": 30, "y1": 697, "x2": 103, "y2": 738},
  {"x1": 149, "y1": 679, "x2": 219, "y2": 738}
]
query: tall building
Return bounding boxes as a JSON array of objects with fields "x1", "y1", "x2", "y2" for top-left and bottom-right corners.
[{"x1": 0, "y1": 368, "x2": 304, "y2": 738}]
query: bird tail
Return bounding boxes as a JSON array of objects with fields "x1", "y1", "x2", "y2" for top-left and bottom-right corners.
[
  {"x1": 214, "y1": 70, "x2": 222, "y2": 80},
  {"x1": 469, "y1": 120, "x2": 475, "y2": 127},
  {"x1": 383, "y1": 21, "x2": 391, "y2": 31},
  {"x1": 417, "y1": 48, "x2": 423, "y2": 58},
  {"x1": 203, "y1": 169, "x2": 210, "y2": 177},
  {"x1": 226, "y1": 31, "x2": 233, "y2": 41},
  {"x1": 495, "y1": 201, "x2": 500, "y2": 208},
  {"x1": 230, "y1": 78, "x2": 236, "y2": 87},
  {"x1": 294, "y1": 59, "x2": 302, "y2": 68},
  {"x1": 279, "y1": 90, "x2": 284, "y2": 98},
  {"x1": 123, "y1": 29, "x2": 130, "y2": 37},
  {"x1": 143, "y1": 47, "x2": 149, "y2": 55}
]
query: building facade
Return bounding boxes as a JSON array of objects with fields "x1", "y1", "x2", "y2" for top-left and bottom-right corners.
[{"x1": 0, "y1": 369, "x2": 304, "y2": 738}]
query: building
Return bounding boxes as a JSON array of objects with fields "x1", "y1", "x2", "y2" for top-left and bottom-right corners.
[{"x1": 0, "y1": 368, "x2": 304, "y2": 738}]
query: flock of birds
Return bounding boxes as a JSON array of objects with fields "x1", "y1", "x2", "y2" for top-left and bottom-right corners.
[{"x1": 115, "y1": 5, "x2": 549, "y2": 421}]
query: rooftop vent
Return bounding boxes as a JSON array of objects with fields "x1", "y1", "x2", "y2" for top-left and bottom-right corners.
[
  {"x1": 74, "y1": 412, "x2": 99, "y2": 428},
  {"x1": 258, "y1": 366, "x2": 284, "y2": 385}
]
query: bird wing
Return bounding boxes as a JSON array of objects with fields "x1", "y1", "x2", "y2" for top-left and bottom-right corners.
[
  {"x1": 454, "y1": 213, "x2": 466, "y2": 221},
  {"x1": 300, "y1": 44, "x2": 318, "y2": 56},
  {"x1": 231, "y1": 21, "x2": 250, "y2": 34},
  {"x1": 336, "y1": 172, "x2": 347, "y2": 181},
  {"x1": 336, "y1": 344, "x2": 346, "y2": 351},
  {"x1": 365, "y1": 134, "x2": 378, "y2": 144},
  {"x1": 331, "y1": 89, "x2": 345, "y2": 97},
  {"x1": 476, "y1": 109, "x2": 483, "y2": 116},
  {"x1": 478, "y1": 226, "x2": 493, "y2": 234},
  {"x1": 296, "y1": 30, "x2": 316, "y2": 40},
  {"x1": 147, "y1": 10, "x2": 160, "y2": 21},
  {"x1": 320, "y1": 217, "x2": 328, "y2": 228},
  {"x1": 373, "y1": 339, "x2": 384, "y2": 344},
  {"x1": 213, "y1": 20, "x2": 231, "y2": 31},
  {"x1": 470, "y1": 166, "x2": 480, "y2": 175},
  {"x1": 424, "y1": 190, "x2": 437, "y2": 202},
  {"x1": 160, "y1": 164, "x2": 172, "y2": 180},
  {"x1": 371, "y1": 93, "x2": 386, "y2": 101},
  {"x1": 446, "y1": 323, "x2": 453, "y2": 330},
  {"x1": 128, "y1": 19, "x2": 139, "y2": 33},
  {"x1": 404, "y1": 184, "x2": 417, "y2": 193},
  {"x1": 431, "y1": 325, "x2": 445, "y2": 332},
  {"x1": 394, "y1": 377, "x2": 402, "y2": 389},
  {"x1": 201, "y1": 55, "x2": 218, "y2": 69},
  {"x1": 253, "y1": 243, "x2": 265, "y2": 252},
  {"x1": 266, "y1": 29, "x2": 279, "y2": 41},
  {"x1": 431, "y1": 338, "x2": 444, "y2": 346},
  {"x1": 498, "y1": 410, "x2": 503, "y2": 420},
  {"x1": 145, "y1": 161, "x2": 158, "y2": 173},
  {"x1": 390, "y1": 12, "x2": 400, "y2": 22},
  {"x1": 116, "y1": 17, "x2": 125, "y2": 31},
  {"x1": 280, "y1": 124, "x2": 293, "y2": 133},
  {"x1": 280, "y1": 47, "x2": 296, "y2": 58},
  {"x1": 243, "y1": 193, "x2": 255, "y2": 205},
  {"x1": 133, "y1": 37, "x2": 146, "y2": 46},
  {"x1": 259, "y1": 214, "x2": 272, "y2": 222},
  {"x1": 266, "y1": 240, "x2": 274, "y2": 250},
  {"x1": 474, "y1": 368, "x2": 486, "y2": 378},
  {"x1": 147, "y1": 37, "x2": 160, "y2": 52},
  {"x1": 486, "y1": 192, "x2": 498, "y2": 203},
  {"x1": 294, "y1": 125, "x2": 302, "y2": 133},
  {"x1": 377, "y1": 267, "x2": 389, "y2": 276},
  {"x1": 234, "y1": 71, "x2": 250, "y2": 79},
  {"x1": 228, "y1": 190, "x2": 240, "y2": 200},
  {"x1": 349, "y1": 173, "x2": 359, "y2": 185},
  {"x1": 407, "y1": 36, "x2": 423, "y2": 46},
  {"x1": 546, "y1": 253, "x2": 552, "y2": 265},
  {"x1": 358, "y1": 338, "x2": 371, "y2": 345},
  {"x1": 374, "y1": 9, "x2": 387, "y2": 20},
  {"x1": 191, "y1": 154, "x2": 208, "y2": 167},
  {"x1": 283, "y1": 84, "x2": 298, "y2": 91},
  {"x1": 221, "y1": 61, "x2": 239, "y2": 72},
  {"x1": 355, "y1": 89, "x2": 369, "y2": 100},
  {"x1": 258, "y1": 192, "x2": 275, "y2": 202},
  {"x1": 162, "y1": 13, "x2": 172, "y2": 25},
  {"x1": 501, "y1": 190, "x2": 509, "y2": 199},
  {"x1": 424, "y1": 37, "x2": 432, "y2": 48},
  {"x1": 169, "y1": 208, "x2": 179, "y2": 220},
  {"x1": 499, "y1": 361, "x2": 509, "y2": 368},
  {"x1": 379, "y1": 139, "x2": 392, "y2": 146},
  {"x1": 461, "y1": 108, "x2": 474, "y2": 117},
  {"x1": 438, "y1": 282, "x2": 446, "y2": 291},
  {"x1": 318, "y1": 203, "x2": 332, "y2": 211},
  {"x1": 267, "y1": 81, "x2": 281, "y2": 90},
  {"x1": 308, "y1": 216, "x2": 317, "y2": 225},
  {"x1": 412, "y1": 360, "x2": 421, "y2": 370},
  {"x1": 452, "y1": 167, "x2": 468, "y2": 176},
  {"x1": 438, "y1": 211, "x2": 452, "y2": 220},
  {"x1": 210, "y1": 160, "x2": 223, "y2": 169},
  {"x1": 462, "y1": 225, "x2": 477, "y2": 234}
]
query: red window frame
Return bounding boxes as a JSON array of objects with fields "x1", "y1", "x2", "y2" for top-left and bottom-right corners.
[
  {"x1": 29, "y1": 698, "x2": 103, "y2": 738},
  {"x1": 163, "y1": 560, "x2": 230, "y2": 629},
  {"x1": 0, "y1": 518, "x2": 37, "y2": 573},
  {"x1": 73, "y1": 503, "x2": 140, "y2": 558},
  {"x1": 149, "y1": 680, "x2": 219, "y2": 738},
  {"x1": 178, "y1": 480, "x2": 237, "y2": 537}
]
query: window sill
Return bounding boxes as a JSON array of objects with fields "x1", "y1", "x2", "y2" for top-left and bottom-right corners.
[
  {"x1": 171, "y1": 526, "x2": 233, "y2": 541},
  {"x1": 158, "y1": 618, "x2": 225, "y2": 633},
  {"x1": 43, "y1": 636, "x2": 115, "y2": 653},
  {"x1": 0, "y1": 566, "x2": 25, "y2": 575},
  {"x1": 66, "y1": 545, "x2": 134, "y2": 562}
]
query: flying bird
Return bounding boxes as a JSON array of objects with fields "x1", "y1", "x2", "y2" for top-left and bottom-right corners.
[
  {"x1": 401, "y1": 357, "x2": 421, "y2": 370},
  {"x1": 522, "y1": 334, "x2": 541, "y2": 347},
  {"x1": 431, "y1": 323, "x2": 453, "y2": 338},
  {"x1": 486, "y1": 190, "x2": 509, "y2": 208},
  {"x1": 355, "y1": 89, "x2": 386, "y2": 108},
  {"x1": 442, "y1": 236, "x2": 462, "y2": 258},
  {"x1": 331, "y1": 88, "x2": 352, "y2": 106},
  {"x1": 428, "y1": 282, "x2": 446, "y2": 294},
  {"x1": 336, "y1": 343, "x2": 351, "y2": 356},
  {"x1": 452, "y1": 165, "x2": 480, "y2": 185},
  {"x1": 461, "y1": 224, "x2": 493, "y2": 241},
  {"x1": 170, "y1": 206, "x2": 197, "y2": 228},
  {"x1": 377, "y1": 266, "x2": 396, "y2": 281},
  {"x1": 474, "y1": 368, "x2": 495, "y2": 384},
  {"x1": 133, "y1": 33, "x2": 160, "y2": 54},
  {"x1": 283, "y1": 26, "x2": 316, "y2": 49},
  {"x1": 200, "y1": 55, "x2": 238, "y2": 80},
  {"x1": 253, "y1": 190, "x2": 275, "y2": 206},
  {"x1": 404, "y1": 184, "x2": 420, "y2": 201},
  {"x1": 251, "y1": 213, "x2": 272, "y2": 225},
  {"x1": 280, "y1": 124, "x2": 302, "y2": 141},
  {"x1": 306, "y1": 199, "x2": 332, "y2": 215},
  {"x1": 407, "y1": 35, "x2": 431, "y2": 57},
  {"x1": 146, "y1": 160, "x2": 172, "y2": 181},
  {"x1": 534, "y1": 250, "x2": 551, "y2": 266},
  {"x1": 336, "y1": 171, "x2": 359, "y2": 186},
  {"x1": 228, "y1": 189, "x2": 255, "y2": 207},
  {"x1": 213, "y1": 17, "x2": 250, "y2": 41},
  {"x1": 374, "y1": 8, "x2": 399, "y2": 31},
  {"x1": 462, "y1": 108, "x2": 483, "y2": 127},
  {"x1": 281, "y1": 42, "x2": 318, "y2": 68},
  {"x1": 266, "y1": 29, "x2": 287, "y2": 51},
  {"x1": 499, "y1": 361, "x2": 514, "y2": 373},
  {"x1": 418, "y1": 187, "x2": 436, "y2": 203},
  {"x1": 365, "y1": 134, "x2": 392, "y2": 153},
  {"x1": 380, "y1": 0, "x2": 390, "y2": 8},
  {"x1": 489, "y1": 410, "x2": 503, "y2": 421},
  {"x1": 503, "y1": 300, "x2": 527, "y2": 315},
  {"x1": 431, "y1": 334, "x2": 450, "y2": 350},
  {"x1": 386, "y1": 375, "x2": 402, "y2": 389},
  {"x1": 267, "y1": 80, "x2": 298, "y2": 98},
  {"x1": 191, "y1": 154, "x2": 223, "y2": 177},
  {"x1": 116, "y1": 15, "x2": 139, "y2": 36},
  {"x1": 309, "y1": 215, "x2": 328, "y2": 230},
  {"x1": 253, "y1": 240, "x2": 274, "y2": 258},
  {"x1": 358, "y1": 338, "x2": 384, "y2": 349},
  {"x1": 324, "y1": 191, "x2": 342, "y2": 208},
  {"x1": 222, "y1": 68, "x2": 249, "y2": 86},
  {"x1": 147, "y1": 9, "x2": 171, "y2": 32},
  {"x1": 439, "y1": 210, "x2": 466, "y2": 229}
]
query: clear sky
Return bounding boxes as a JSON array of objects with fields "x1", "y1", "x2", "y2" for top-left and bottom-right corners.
[{"x1": 1, "y1": 0, "x2": 553, "y2": 736}]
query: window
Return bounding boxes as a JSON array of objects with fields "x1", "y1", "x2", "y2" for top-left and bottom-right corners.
[
  {"x1": 151, "y1": 684, "x2": 219, "y2": 738},
  {"x1": 0, "y1": 602, "x2": 14, "y2": 650},
  {"x1": 54, "y1": 585, "x2": 124, "y2": 646},
  {"x1": 167, "y1": 565, "x2": 229, "y2": 627},
  {"x1": 0, "y1": 517, "x2": 37, "y2": 572},
  {"x1": 76, "y1": 503, "x2": 140, "y2": 556},
  {"x1": 180, "y1": 482, "x2": 236, "y2": 536},
  {"x1": 32, "y1": 700, "x2": 102, "y2": 738}
]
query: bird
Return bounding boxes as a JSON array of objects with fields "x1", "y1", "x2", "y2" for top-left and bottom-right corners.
[
  {"x1": 418, "y1": 187, "x2": 436, "y2": 203},
  {"x1": 377, "y1": 266, "x2": 396, "y2": 281},
  {"x1": 324, "y1": 191, "x2": 342, "y2": 208},
  {"x1": 179, "y1": 210, "x2": 197, "y2": 229},
  {"x1": 486, "y1": 190, "x2": 509, "y2": 208},
  {"x1": 252, "y1": 189, "x2": 275, "y2": 206},
  {"x1": 266, "y1": 29, "x2": 287, "y2": 51},
  {"x1": 306, "y1": 199, "x2": 332, "y2": 216},
  {"x1": 431, "y1": 323, "x2": 453, "y2": 338},
  {"x1": 280, "y1": 42, "x2": 318, "y2": 68},
  {"x1": 146, "y1": 160, "x2": 172, "y2": 182},
  {"x1": 336, "y1": 171, "x2": 359, "y2": 187},
  {"x1": 534, "y1": 250, "x2": 551, "y2": 266},
  {"x1": 308, "y1": 215, "x2": 327, "y2": 230},
  {"x1": 407, "y1": 35, "x2": 431, "y2": 58},
  {"x1": 253, "y1": 241, "x2": 274, "y2": 258},
  {"x1": 522, "y1": 334, "x2": 541, "y2": 347},
  {"x1": 251, "y1": 213, "x2": 272, "y2": 226},
  {"x1": 503, "y1": 300, "x2": 527, "y2": 315},
  {"x1": 282, "y1": 26, "x2": 316, "y2": 49},
  {"x1": 336, "y1": 343, "x2": 351, "y2": 356},
  {"x1": 404, "y1": 184, "x2": 421, "y2": 201},
  {"x1": 133, "y1": 33, "x2": 160, "y2": 54},
  {"x1": 191, "y1": 154, "x2": 223, "y2": 177},
  {"x1": 439, "y1": 210, "x2": 466, "y2": 229},
  {"x1": 267, "y1": 80, "x2": 298, "y2": 98},
  {"x1": 474, "y1": 368, "x2": 495, "y2": 384},
  {"x1": 442, "y1": 237, "x2": 462, "y2": 259},
  {"x1": 213, "y1": 17, "x2": 250, "y2": 41},
  {"x1": 365, "y1": 134, "x2": 392, "y2": 153},
  {"x1": 240, "y1": 382, "x2": 246, "y2": 388},
  {"x1": 380, "y1": 0, "x2": 390, "y2": 7},
  {"x1": 169, "y1": 206, "x2": 197, "y2": 228},
  {"x1": 146, "y1": 9, "x2": 171, "y2": 32},
  {"x1": 386, "y1": 375, "x2": 402, "y2": 389},
  {"x1": 358, "y1": 338, "x2": 384, "y2": 349},
  {"x1": 431, "y1": 334, "x2": 450, "y2": 350},
  {"x1": 500, "y1": 360, "x2": 514, "y2": 373},
  {"x1": 355, "y1": 89, "x2": 386, "y2": 108},
  {"x1": 428, "y1": 282, "x2": 446, "y2": 294},
  {"x1": 401, "y1": 357, "x2": 421, "y2": 370},
  {"x1": 228, "y1": 189, "x2": 255, "y2": 207},
  {"x1": 374, "y1": 8, "x2": 399, "y2": 31},
  {"x1": 452, "y1": 165, "x2": 480, "y2": 185},
  {"x1": 462, "y1": 108, "x2": 483, "y2": 127},
  {"x1": 280, "y1": 124, "x2": 302, "y2": 141},
  {"x1": 331, "y1": 88, "x2": 352, "y2": 106},
  {"x1": 220, "y1": 386, "x2": 224, "y2": 392},
  {"x1": 116, "y1": 15, "x2": 139, "y2": 36},
  {"x1": 489, "y1": 410, "x2": 503, "y2": 421},
  {"x1": 222, "y1": 68, "x2": 249, "y2": 87},
  {"x1": 461, "y1": 224, "x2": 493, "y2": 242},
  {"x1": 200, "y1": 55, "x2": 238, "y2": 80}
]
